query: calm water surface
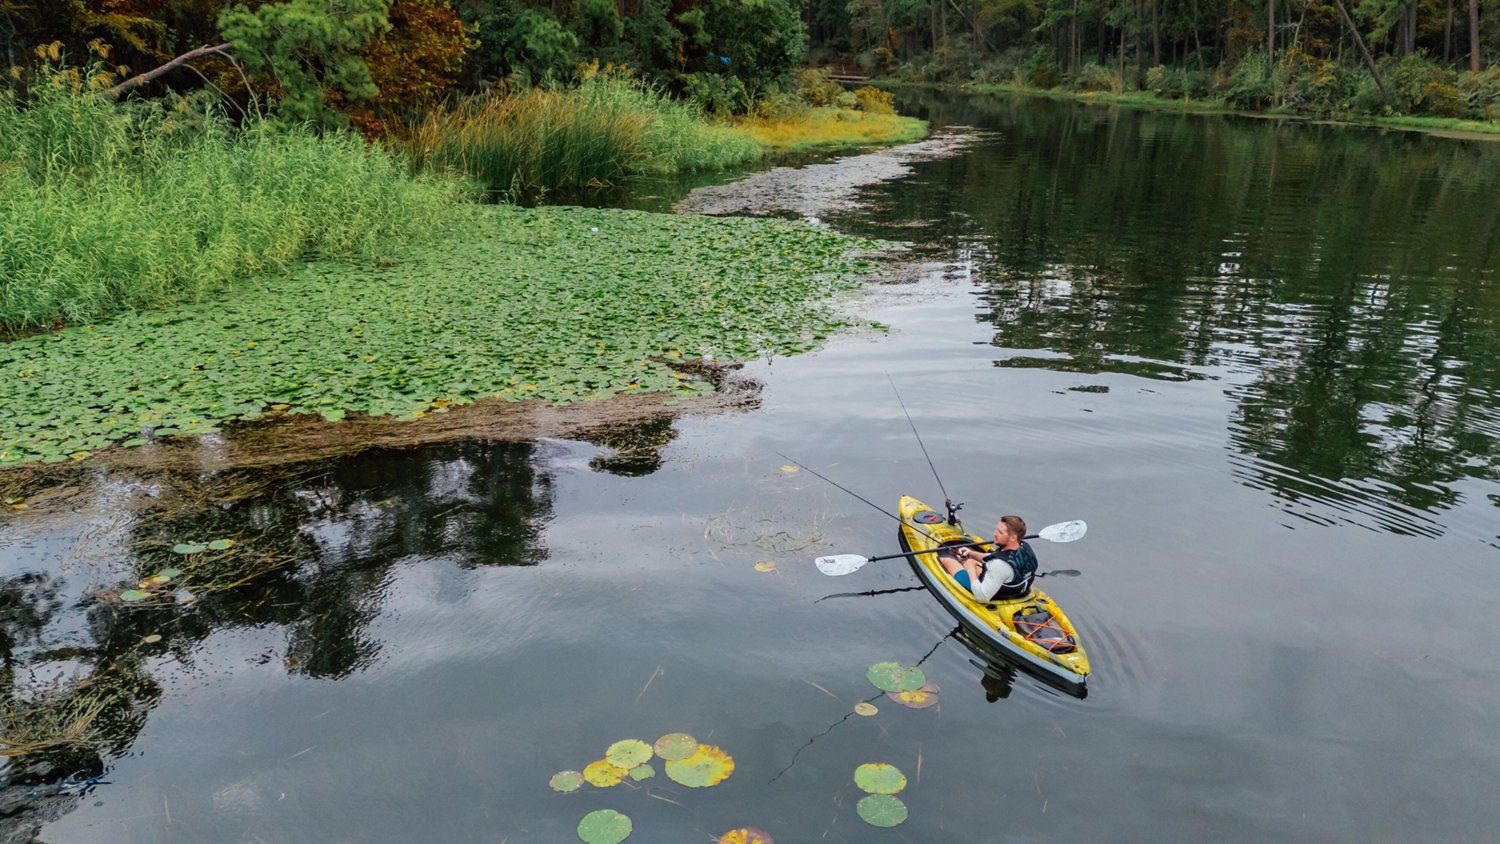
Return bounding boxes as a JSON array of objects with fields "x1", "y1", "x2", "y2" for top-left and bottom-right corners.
[{"x1": 4, "y1": 93, "x2": 1500, "y2": 842}]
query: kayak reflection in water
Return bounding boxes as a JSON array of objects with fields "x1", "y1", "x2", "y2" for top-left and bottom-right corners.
[
  {"x1": 981, "y1": 663, "x2": 1018, "y2": 702},
  {"x1": 937, "y1": 515, "x2": 1038, "y2": 600}
]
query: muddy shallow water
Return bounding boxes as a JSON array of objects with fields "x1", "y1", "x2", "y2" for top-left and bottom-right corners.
[{"x1": 4, "y1": 91, "x2": 1500, "y2": 842}]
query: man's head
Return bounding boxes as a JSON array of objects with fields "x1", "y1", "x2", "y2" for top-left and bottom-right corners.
[{"x1": 992, "y1": 515, "x2": 1027, "y2": 549}]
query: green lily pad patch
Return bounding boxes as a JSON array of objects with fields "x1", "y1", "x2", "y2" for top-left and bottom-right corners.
[
  {"x1": 856, "y1": 793, "x2": 908, "y2": 828},
  {"x1": 0, "y1": 207, "x2": 888, "y2": 468},
  {"x1": 628, "y1": 763, "x2": 654, "y2": 781},
  {"x1": 867, "y1": 662, "x2": 926, "y2": 693},
  {"x1": 119, "y1": 590, "x2": 150, "y2": 603},
  {"x1": 172, "y1": 543, "x2": 208, "y2": 555},
  {"x1": 577, "y1": 809, "x2": 632, "y2": 844},
  {"x1": 550, "y1": 770, "x2": 585, "y2": 793},
  {"x1": 653, "y1": 732, "x2": 698, "y2": 761},
  {"x1": 605, "y1": 739, "x2": 653, "y2": 769}
]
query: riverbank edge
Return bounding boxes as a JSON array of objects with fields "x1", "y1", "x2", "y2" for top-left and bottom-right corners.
[{"x1": 874, "y1": 79, "x2": 1500, "y2": 140}]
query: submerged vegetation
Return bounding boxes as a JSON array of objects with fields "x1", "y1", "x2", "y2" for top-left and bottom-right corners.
[{"x1": 0, "y1": 206, "x2": 885, "y2": 467}]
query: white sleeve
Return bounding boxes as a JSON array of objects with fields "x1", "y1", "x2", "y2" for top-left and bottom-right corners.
[{"x1": 970, "y1": 559, "x2": 1015, "y2": 602}]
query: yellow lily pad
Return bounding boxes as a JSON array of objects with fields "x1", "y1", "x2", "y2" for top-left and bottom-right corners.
[
  {"x1": 583, "y1": 759, "x2": 627, "y2": 787},
  {"x1": 753, "y1": 560, "x2": 776, "y2": 573},
  {"x1": 854, "y1": 762, "x2": 907, "y2": 794},
  {"x1": 853, "y1": 702, "x2": 878, "y2": 717},
  {"x1": 717, "y1": 829, "x2": 774, "y2": 844},
  {"x1": 893, "y1": 682, "x2": 940, "y2": 710},
  {"x1": 664, "y1": 743, "x2": 734, "y2": 788}
]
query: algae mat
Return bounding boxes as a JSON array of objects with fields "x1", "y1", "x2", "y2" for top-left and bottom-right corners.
[{"x1": 0, "y1": 206, "x2": 886, "y2": 467}]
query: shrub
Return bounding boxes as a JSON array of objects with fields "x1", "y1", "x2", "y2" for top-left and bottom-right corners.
[
  {"x1": 1222, "y1": 51, "x2": 1273, "y2": 110},
  {"x1": 683, "y1": 71, "x2": 751, "y2": 115},
  {"x1": 1015, "y1": 44, "x2": 1061, "y2": 89},
  {"x1": 853, "y1": 86, "x2": 894, "y2": 114},
  {"x1": 1075, "y1": 62, "x2": 1122, "y2": 93},
  {"x1": 1146, "y1": 65, "x2": 1183, "y2": 98},
  {"x1": 793, "y1": 67, "x2": 854, "y2": 108}
]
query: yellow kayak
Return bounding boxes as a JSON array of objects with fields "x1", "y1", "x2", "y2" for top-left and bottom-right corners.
[{"x1": 898, "y1": 495, "x2": 1090, "y2": 686}]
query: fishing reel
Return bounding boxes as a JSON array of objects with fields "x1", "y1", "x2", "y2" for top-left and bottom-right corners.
[{"x1": 944, "y1": 498, "x2": 963, "y2": 525}]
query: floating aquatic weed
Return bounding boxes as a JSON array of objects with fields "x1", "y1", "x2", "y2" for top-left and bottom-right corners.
[
  {"x1": 628, "y1": 764, "x2": 654, "y2": 781},
  {"x1": 605, "y1": 739, "x2": 653, "y2": 769},
  {"x1": 892, "y1": 683, "x2": 940, "y2": 710},
  {"x1": 119, "y1": 590, "x2": 149, "y2": 603},
  {"x1": 653, "y1": 732, "x2": 697, "y2": 761},
  {"x1": 208, "y1": 539, "x2": 234, "y2": 551},
  {"x1": 853, "y1": 702, "x2": 878, "y2": 717},
  {"x1": 664, "y1": 744, "x2": 734, "y2": 788},
  {"x1": 577, "y1": 808, "x2": 632, "y2": 844},
  {"x1": 867, "y1": 662, "x2": 926, "y2": 694},
  {"x1": 583, "y1": 759, "x2": 628, "y2": 787},
  {"x1": 141, "y1": 634, "x2": 162, "y2": 644},
  {"x1": 753, "y1": 561, "x2": 776, "y2": 573},
  {"x1": 854, "y1": 763, "x2": 907, "y2": 795},
  {"x1": 856, "y1": 793, "x2": 908, "y2": 827},
  {"x1": 172, "y1": 543, "x2": 207, "y2": 555},
  {"x1": 0, "y1": 207, "x2": 891, "y2": 468},
  {"x1": 550, "y1": 770, "x2": 585, "y2": 793},
  {"x1": 717, "y1": 829, "x2": 774, "y2": 844}
]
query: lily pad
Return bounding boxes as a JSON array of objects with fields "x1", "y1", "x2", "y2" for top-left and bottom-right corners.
[
  {"x1": 605, "y1": 739, "x2": 653, "y2": 769},
  {"x1": 207, "y1": 538, "x2": 234, "y2": 551},
  {"x1": 779, "y1": 465, "x2": 799, "y2": 473},
  {"x1": 653, "y1": 732, "x2": 698, "y2": 761},
  {"x1": 717, "y1": 829, "x2": 774, "y2": 844},
  {"x1": 157, "y1": 568, "x2": 182, "y2": 579},
  {"x1": 854, "y1": 763, "x2": 907, "y2": 795},
  {"x1": 664, "y1": 743, "x2": 734, "y2": 788},
  {"x1": 142, "y1": 634, "x2": 162, "y2": 644},
  {"x1": 549, "y1": 770, "x2": 584, "y2": 793},
  {"x1": 867, "y1": 662, "x2": 926, "y2": 694},
  {"x1": 120, "y1": 589, "x2": 150, "y2": 602},
  {"x1": 856, "y1": 794, "x2": 908, "y2": 828},
  {"x1": 753, "y1": 561, "x2": 776, "y2": 573},
  {"x1": 171, "y1": 543, "x2": 208, "y2": 555},
  {"x1": 892, "y1": 682, "x2": 940, "y2": 710},
  {"x1": 854, "y1": 702, "x2": 878, "y2": 717},
  {"x1": 583, "y1": 759, "x2": 627, "y2": 787},
  {"x1": 577, "y1": 809, "x2": 632, "y2": 844},
  {"x1": 628, "y1": 763, "x2": 654, "y2": 781}
]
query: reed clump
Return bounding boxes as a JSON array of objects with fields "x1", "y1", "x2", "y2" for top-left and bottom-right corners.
[
  {"x1": 0, "y1": 70, "x2": 473, "y2": 334},
  {"x1": 406, "y1": 74, "x2": 765, "y2": 195}
]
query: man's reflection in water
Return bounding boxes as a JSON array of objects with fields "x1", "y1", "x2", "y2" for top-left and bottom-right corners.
[{"x1": 981, "y1": 663, "x2": 1017, "y2": 702}]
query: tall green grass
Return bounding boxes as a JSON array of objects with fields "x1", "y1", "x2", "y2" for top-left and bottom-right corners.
[
  {"x1": 407, "y1": 75, "x2": 766, "y2": 196},
  {"x1": 0, "y1": 74, "x2": 473, "y2": 334}
]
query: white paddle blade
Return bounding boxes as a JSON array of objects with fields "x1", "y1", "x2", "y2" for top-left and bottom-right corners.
[
  {"x1": 815, "y1": 554, "x2": 870, "y2": 576},
  {"x1": 1038, "y1": 520, "x2": 1087, "y2": 543}
]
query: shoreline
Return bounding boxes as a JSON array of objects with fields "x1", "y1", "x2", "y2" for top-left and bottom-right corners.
[{"x1": 878, "y1": 79, "x2": 1500, "y2": 140}]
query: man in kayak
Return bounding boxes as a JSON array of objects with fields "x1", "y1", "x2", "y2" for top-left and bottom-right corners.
[{"x1": 938, "y1": 515, "x2": 1037, "y2": 601}]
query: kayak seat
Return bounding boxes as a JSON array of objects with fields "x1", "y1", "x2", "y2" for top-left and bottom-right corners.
[{"x1": 1012, "y1": 606, "x2": 1076, "y2": 654}]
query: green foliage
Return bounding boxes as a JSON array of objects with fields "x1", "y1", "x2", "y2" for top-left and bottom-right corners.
[
  {"x1": 1015, "y1": 44, "x2": 1061, "y2": 88},
  {"x1": 407, "y1": 74, "x2": 763, "y2": 195},
  {"x1": 0, "y1": 206, "x2": 887, "y2": 467},
  {"x1": 1222, "y1": 50, "x2": 1273, "y2": 110},
  {"x1": 1077, "y1": 62, "x2": 1123, "y2": 93},
  {"x1": 683, "y1": 70, "x2": 752, "y2": 114},
  {"x1": 0, "y1": 72, "x2": 468, "y2": 333},
  {"x1": 219, "y1": 0, "x2": 392, "y2": 127},
  {"x1": 793, "y1": 67, "x2": 854, "y2": 108}
]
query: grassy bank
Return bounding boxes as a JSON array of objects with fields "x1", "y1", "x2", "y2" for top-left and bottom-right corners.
[
  {"x1": 0, "y1": 206, "x2": 886, "y2": 467},
  {"x1": 0, "y1": 73, "x2": 472, "y2": 334},
  {"x1": 406, "y1": 75, "x2": 929, "y2": 195},
  {"x1": 405, "y1": 75, "x2": 765, "y2": 195},
  {"x1": 735, "y1": 107, "x2": 928, "y2": 152}
]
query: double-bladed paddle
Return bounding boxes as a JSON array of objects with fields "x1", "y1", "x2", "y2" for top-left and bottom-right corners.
[{"x1": 814, "y1": 519, "x2": 1087, "y2": 576}]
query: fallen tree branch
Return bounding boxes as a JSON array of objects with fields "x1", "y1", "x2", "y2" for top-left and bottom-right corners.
[{"x1": 110, "y1": 42, "x2": 235, "y2": 96}]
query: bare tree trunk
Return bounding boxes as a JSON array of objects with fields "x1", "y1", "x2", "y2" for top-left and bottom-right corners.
[
  {"x1": 1471, "y1": 0, "x2": 1483, "y2": 71},
  {"x1": 1072, "y1": 0, "x2": 1080, "y2": 72},
  {"x1": 1191, "y1": 0, "x2": 1206, "y2": 68},
  {"x1": 1445, "y1": 0, "x2": 1455, "y2": 62},
  {"x1": 1268, "y1": 0, "x2": 1276, "y2": 64},
  {"x1": 1331, "y1": 0, "x2": 1391, "y2": 104},
  {"x1": 1404, "y1": 2, "x2": 1417, "y2": 55},
  {"x1": 930, "y1": 0, "x2": 938, "y2": 55},
  {"x1": 1152, "y1": 0, "x2": 1161, "y2": 65}
]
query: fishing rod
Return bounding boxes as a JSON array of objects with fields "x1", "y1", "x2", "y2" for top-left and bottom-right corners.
[{"x1": 888, "y1": 373, "x2": 960, "y2": 524}]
